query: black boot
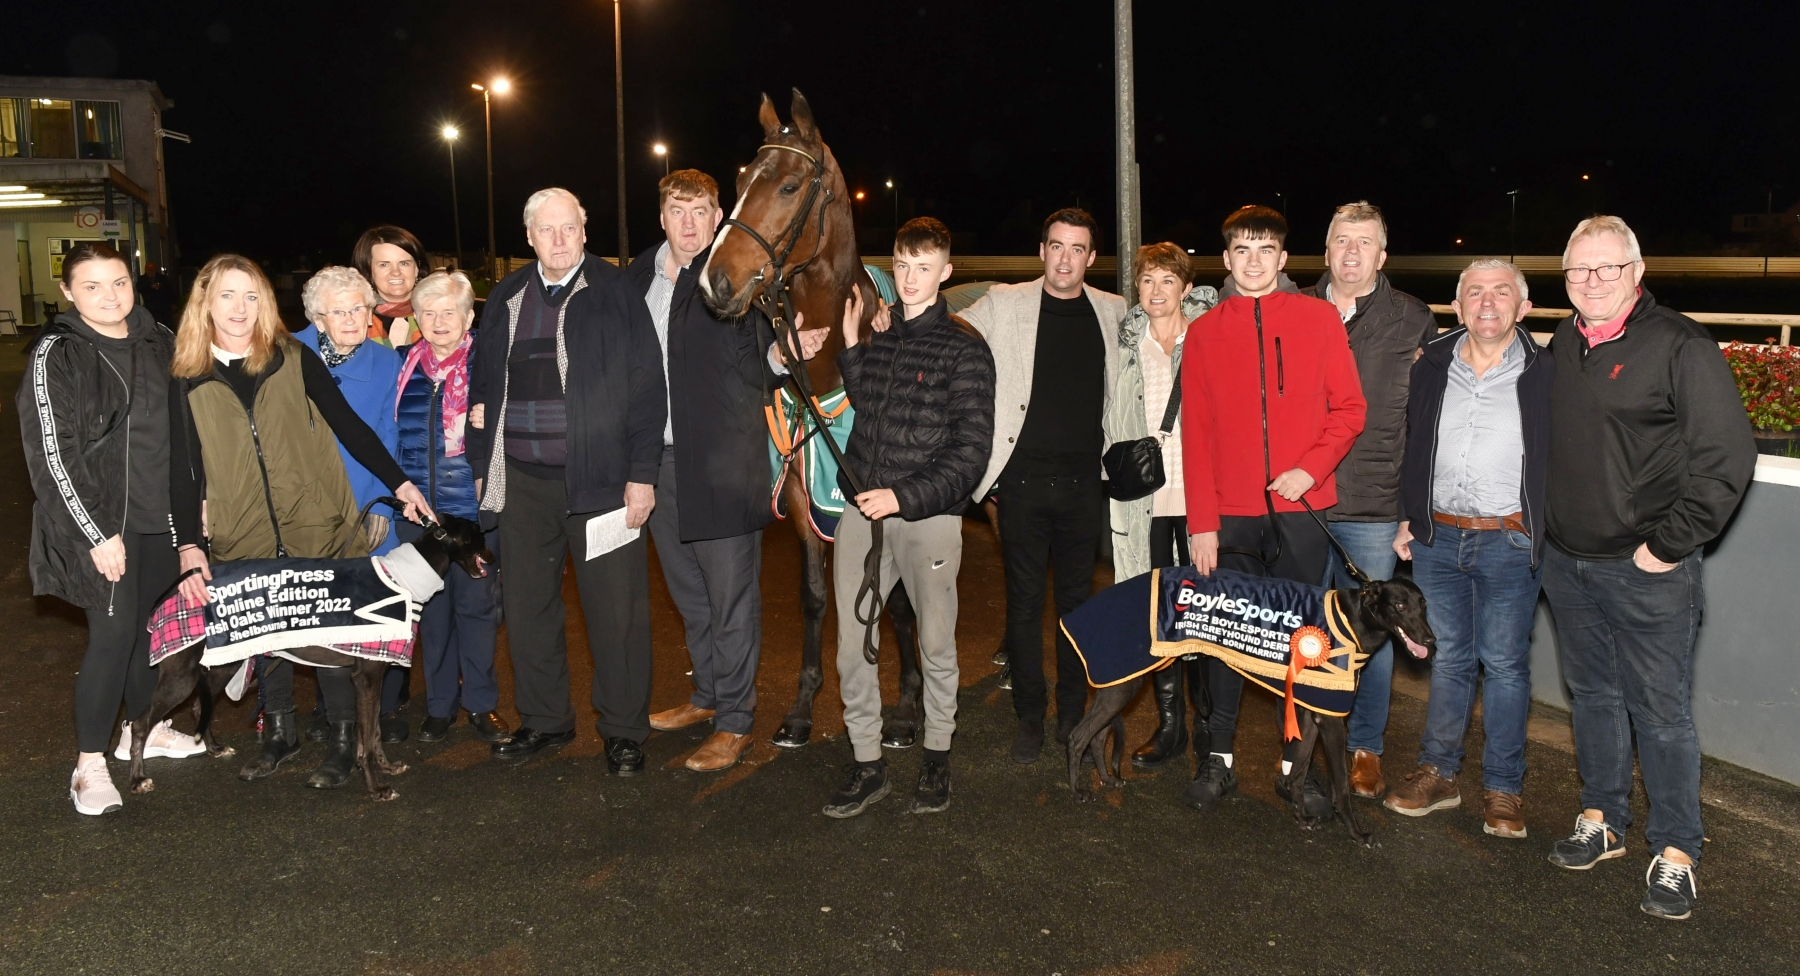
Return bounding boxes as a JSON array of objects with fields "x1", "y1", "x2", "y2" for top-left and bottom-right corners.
[
  {"x1": 304, "y1": 704, "x2": 329, "y2": 743},
  {"x1": 239, "y1": 709, "x2": 300, "y2": 781},
  {"x1": 306, "y1": 720, "x2": 357, "y2": 789},
  {"x1": 1132, "y1": 662, "x2": 1189, "y2": 769}
]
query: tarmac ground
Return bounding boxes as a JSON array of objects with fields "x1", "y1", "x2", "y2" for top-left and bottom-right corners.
[{"x1": 0, "y1": 336, "x2": 1795, "y2": 975}]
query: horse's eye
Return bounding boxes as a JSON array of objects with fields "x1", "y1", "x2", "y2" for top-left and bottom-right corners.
[{"x1": 780, "y1": 184, "x2": 799, "y2": 195}]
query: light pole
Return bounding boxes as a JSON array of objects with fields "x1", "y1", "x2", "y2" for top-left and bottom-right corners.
[
  {"x1": 441, "y1": 125, "x2": 464, "y2": 269},
  {"x1": 885, "y1": 179, "x2": 897, "y2": 237},
  {"x1": 471, "y1": 77, "x2": 511, "y2": 281},
  {"x1": 614, "y1": 0, "x2": 628, "y2": 261},
  {"x1": 653, "y1": 142, "x2": 668, "y2": 177},
  {"x1": 1507, "y1": 189, "x2": 1520, "y2": 263},
  {"x1": 1114, "y1": 0, "x2": 1141, "y2": 305}
]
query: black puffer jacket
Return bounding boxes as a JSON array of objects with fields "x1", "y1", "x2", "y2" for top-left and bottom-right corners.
[
  {"x1": 837, "y1": 296, "x2": 996, "y2": 520},
  {"x1": 17, "y1": 307, "x2": 176, "y2": 609},
  {"x1": 1302, "y1": 273, "x2": 1437, "y2": 522}
]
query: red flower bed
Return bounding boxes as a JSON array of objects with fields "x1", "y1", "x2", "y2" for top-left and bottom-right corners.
[{"x1": 1723, "y1": 340, "x2": 1800, "y2": 432}]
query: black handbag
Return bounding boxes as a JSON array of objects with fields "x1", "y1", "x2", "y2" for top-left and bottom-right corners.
[{"x1": 1103, "y1": 362, "x2": 1182, "y2": 502}]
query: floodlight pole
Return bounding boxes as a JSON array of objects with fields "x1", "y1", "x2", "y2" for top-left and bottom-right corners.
[
  {"x1": 614, "y1": 0, "x2": 629, "y2": 262},
  {"x1": 1115, "y1": 0, "x2": 1141, "y2": 306}
]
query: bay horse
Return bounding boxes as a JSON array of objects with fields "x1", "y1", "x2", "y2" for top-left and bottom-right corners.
[{"x1": 699, "y1": 89, "x2": 925, "y2": 749}]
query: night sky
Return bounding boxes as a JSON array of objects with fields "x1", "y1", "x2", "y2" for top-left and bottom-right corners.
[{"x1": 8, "y1": 1, "x2": 1799, "y2": 267}]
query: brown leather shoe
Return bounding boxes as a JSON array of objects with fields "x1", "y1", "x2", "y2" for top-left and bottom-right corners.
[
  {"x1": 1483, "y1": 790, "x2": 1528, "y2": 838},
  {"x1": 1350, "y1": 749, "x2": 1386, "y2": 798},
  {"x1": 1383, "y1": 764, "x2": 1461, "y2": 816},
  {"x1": 685, "y1": 732, "x2": 752, "y2": 772},
  {"x1": 650, "y1": 703, "x2": 716, "y2": 731}
]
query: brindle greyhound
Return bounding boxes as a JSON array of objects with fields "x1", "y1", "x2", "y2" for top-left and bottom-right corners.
[
  {"x1": 1067, "y1": 575, "x2": 1436, "y2": 847},
  {"x1": 125, "y1": 513, "x2": 495, "y2": 801},
  {"x1": 699, "y1": 90, "x2": 928, "y2": 749}
]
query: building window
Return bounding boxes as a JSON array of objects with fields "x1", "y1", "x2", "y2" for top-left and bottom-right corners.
[
  {"x1": 76, "y1": 101, "x2": 123, "y2": 159},
  {"x1": 0, "y1": 99, "x2": 24, "y2": 158},
  {"x1": 27, "y1": 98, "x2": 76, "y2": 159}
]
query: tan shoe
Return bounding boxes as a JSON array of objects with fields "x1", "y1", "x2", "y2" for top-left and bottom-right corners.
[
  {"x1": 1383, "y1": 764, "x2": 1460, "y2": 816},
  {"x1": 685, "y1": 732, "x2": 752, "y2": 772},
  {"x1": 1350, "y1": 749, "x2": 1385, "y2": 798},
  {"x1": 1483, "y1": 790, "x2": 1528, "y2": 838},
  {"x1": 650, "y1": 703, "x2": 716, "y2": 731}
]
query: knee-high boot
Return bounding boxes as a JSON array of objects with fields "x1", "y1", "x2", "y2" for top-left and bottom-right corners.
[{"x1": 1132, "y1": 661, "x2": 1188, "y2": 769}]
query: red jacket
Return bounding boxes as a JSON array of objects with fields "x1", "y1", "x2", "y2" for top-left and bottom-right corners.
[{"x1": 1180, "y1": 290, "x2": 1366, "y2": 532}]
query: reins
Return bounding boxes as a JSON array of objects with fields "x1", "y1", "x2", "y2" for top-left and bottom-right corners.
[{"x1": 730, "y1": 139, "x2": 886, "y2": 665}]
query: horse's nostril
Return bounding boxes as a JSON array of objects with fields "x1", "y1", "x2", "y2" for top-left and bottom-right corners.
[{"x1": 710, "y1": 270, "x2": 734, "y2": 297}]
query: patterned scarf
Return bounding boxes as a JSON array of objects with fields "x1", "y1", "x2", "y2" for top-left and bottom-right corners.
[
  {"x1": 396, "y1": 334, "x2": 472, "y2": 457},
  {"x1": 373, "y1": 300, "x2": 414, "y2": 345},
  {"x1": 319, "y1": 338, "x2": 356, "y2": 368}
]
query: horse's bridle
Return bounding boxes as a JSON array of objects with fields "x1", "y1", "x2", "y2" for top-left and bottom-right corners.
[{"x1": 723, "y1": 139, "x2": 885, "y2": 664}]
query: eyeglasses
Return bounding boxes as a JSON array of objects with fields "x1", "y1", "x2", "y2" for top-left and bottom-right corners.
[
  {"x1": 1562, "y1": 264, "x2": 1633, "y2": 284},
  {"x1": 323, "y1": 306, "x2": 368, "y2": 321}
]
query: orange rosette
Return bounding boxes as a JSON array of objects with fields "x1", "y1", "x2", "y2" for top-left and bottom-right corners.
[{"x1": 1283, "y1": 625, "x2": 1332, "y2": 741}]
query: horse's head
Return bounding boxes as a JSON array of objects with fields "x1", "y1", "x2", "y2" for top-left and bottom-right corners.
[
  {"x1": 700, "y1": 89, "x2": 834, "y2": 319},
  {"x1": 1349, "y1": 576, "x2": 1437, "y2": 661}
]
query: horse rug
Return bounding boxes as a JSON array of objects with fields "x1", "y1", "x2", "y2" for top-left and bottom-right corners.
[
  {"x1": 146, "y1": 551, "x2": 436, "y2": 697},
  {"x1": 1061, "y1": 568, "x2": 1368, "y2": 739},
  {"x1": 766, "y1": 385, "x2": 855, "y2": 541}
]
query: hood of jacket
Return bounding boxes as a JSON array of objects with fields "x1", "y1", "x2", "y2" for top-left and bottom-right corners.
[
  {"x1": 1219, "y1": 272, "x2": 1301, "y2": 300},
  {"x1": 50, "y1": 304, "x2": 162, "y2": 345},
  {"x1": 1117, "y1": 284, "x2": 1221, "y2": 349}
]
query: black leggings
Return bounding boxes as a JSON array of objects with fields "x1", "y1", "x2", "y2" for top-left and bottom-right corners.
[
  {"x1": 260, "y1": 658, "x2": 356, "y2": 724},
  {"x1": 75, "y1": 532, "x2": 179, "y2": 753},
  {"x1": 1149, "y1": 516, "x2": 1190, "y2": 569},
  {"x1": 1207, "y1": 512, "x2": 1332, "y2": 755}
]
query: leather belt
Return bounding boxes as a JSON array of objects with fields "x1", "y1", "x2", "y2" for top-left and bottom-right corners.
[{"x1": 1432, "y1": 511, "x2": 1528, "y2": 535}]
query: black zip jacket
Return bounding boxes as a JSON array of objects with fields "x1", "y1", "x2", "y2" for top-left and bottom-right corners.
[
  {"x1": 466, "y1": 254, "x2": 667, "y2": 524},
  {"x1": 1546, "y1": 289, "x2": 1756, "y2": 562},
  {"x1": 17, "y1": 307, "x2": 175, "y2": 609},
  {"x1": 1399, "y1": 325, "x2": 1553, "y2": 569},
  {"x1": 626, "y1": 243, "x2": 780, "y2": 542},
  {"x1": 1303, "y1": 273, "x2": 1437, "y2": 522},
  {"x1": 837, "y1": 296, "x2": 996, "y2": 520}
]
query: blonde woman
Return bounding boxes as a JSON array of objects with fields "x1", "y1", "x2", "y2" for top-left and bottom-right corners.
[{"x1": 168, "y1": 254, "x2": 432, "y2": 790}]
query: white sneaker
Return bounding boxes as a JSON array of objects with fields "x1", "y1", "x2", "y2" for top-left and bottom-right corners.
[
  {"x1": 70, "y1": 755, "x2": 123, "y2": 815},
  {"x1": 112, "y1": 719, "x2": 206, "y2": 761}
]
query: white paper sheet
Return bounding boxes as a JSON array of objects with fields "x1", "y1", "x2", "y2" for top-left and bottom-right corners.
[{"x1": 585, "y1": 507, "x2": 640, "y2": 561}]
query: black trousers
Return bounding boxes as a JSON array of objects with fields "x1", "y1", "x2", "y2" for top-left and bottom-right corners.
[
  {"x1": 262, "y1": 656, "x2": 356, "y2": 724},
  {"x1": 1207, "y1": 511, "x2": 1332, "y2": 751},
  {"x1": 1149, "y1": 516, "x2": 1190, "y2": 570},
  {"x1": 74, "y1": 531, "x2": 178, "y2": 753},
  {"x1": 497, "y1": 462, "x2": 653, "y2": 741},
  {"x1": 998, "y1": 469, "x2": 1105, "y2": 726}
]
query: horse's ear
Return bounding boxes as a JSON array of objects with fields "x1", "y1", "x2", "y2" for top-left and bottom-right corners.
[
  {"x1": 789, "y1": 88, "x2": 819, "y2": 144},
  {"x1": 758, "y1": 92, "x2": 782, "y2": 139}
]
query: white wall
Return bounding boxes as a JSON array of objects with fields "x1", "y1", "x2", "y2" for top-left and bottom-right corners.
[{"x1": 0, "y1": 222, "x2": 20, "y2": 327}]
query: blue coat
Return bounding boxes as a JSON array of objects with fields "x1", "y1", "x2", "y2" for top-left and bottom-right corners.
[
  {"x1": 394, "y1": 343, "x2": 481, "y2": 521},
  {"x1": 294, "y1": 324, "x2": 401, "y2": 554}
]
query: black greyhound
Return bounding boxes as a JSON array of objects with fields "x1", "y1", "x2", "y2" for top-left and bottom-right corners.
[
  {"x1": 1066, "y1": 576, "x2": 1436, "y2": 846},
  {"x1": 125, "y1": 513, "x2": 495, "y2": 802}
]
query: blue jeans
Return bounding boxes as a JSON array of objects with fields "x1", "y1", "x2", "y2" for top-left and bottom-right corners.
[
  {"x1": 1541, "y1": 547, "x2": 1705, "y2": 863},
  {"x1": 1324, "y1": 521, "x2": 1399, "y2": 754},
  {"x1": 1411, "y1": 527, "x2": 1540, "y2": 794}
]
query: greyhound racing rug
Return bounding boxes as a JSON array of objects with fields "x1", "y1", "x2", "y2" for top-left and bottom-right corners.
[
  {"x1": 1061, "y1": 568, "x2": 1367, "y2": 737},
  {"x1": 146, "y1": 555, "x2": 421, "y2": 671},
  {"x1": 767, "y1": 385, "x2": 856, "y2": 541}
]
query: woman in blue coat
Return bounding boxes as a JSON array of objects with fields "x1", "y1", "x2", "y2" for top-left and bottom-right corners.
[
  {"x1": 393, "y1": 271, "x2": 509, "y2": 745},
  {"x1": 293, "y1": 265, "x2": 407, "y2": 738}
]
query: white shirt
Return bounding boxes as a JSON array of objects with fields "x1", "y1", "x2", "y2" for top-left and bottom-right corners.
[
  {"x1": 1140, "y1": 332, "x2": 1186, "y2": 518},
  {"x1": 1323, "y1": 282, "x2": 1357, "y2": 324},
  {"x1": 645, "y1": 241, "x2": 679, "y2": 445}
]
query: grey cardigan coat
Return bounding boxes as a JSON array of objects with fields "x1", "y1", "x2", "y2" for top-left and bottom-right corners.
[{"x1": 1103, "y1": 285, "x2": 1220, "y2": 581}]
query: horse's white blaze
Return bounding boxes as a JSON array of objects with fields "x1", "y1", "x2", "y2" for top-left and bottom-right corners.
[{"x1": 699, "y1": 174, "x2": 757, "y2": 302}]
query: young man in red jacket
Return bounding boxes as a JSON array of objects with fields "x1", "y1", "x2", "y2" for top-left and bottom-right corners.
[{"x1": 1181, "y1": 206, "x2": 1368, "y2": 812}]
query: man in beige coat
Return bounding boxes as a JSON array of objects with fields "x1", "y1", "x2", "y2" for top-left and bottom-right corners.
[{"x1": 958, "y1": 208, "x2": 1126, "y2": 763}]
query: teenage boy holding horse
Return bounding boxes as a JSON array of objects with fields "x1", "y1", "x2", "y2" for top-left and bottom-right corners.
[
  {"x1": 823, "y1": 217, "x2": 995, "y2": 818},
  {"x1": 1179, "y1": 205, "x2": 1367, "y2": 815}
]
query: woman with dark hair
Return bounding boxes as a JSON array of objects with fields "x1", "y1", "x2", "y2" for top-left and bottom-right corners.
[
  {"x1": 352, "y1": 225, "x2": 428, "y2": 347},
  {"x1": 19, "y1": 242, "x2": 204, "y2": 815},
  {"x1": 168, "y1": 253, "x2": 433, "y2": 790}
]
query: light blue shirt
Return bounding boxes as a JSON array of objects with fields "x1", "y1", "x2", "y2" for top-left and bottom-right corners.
[{"x1": 1433, "y1": 333, "x2": 1526, "y2": 518}]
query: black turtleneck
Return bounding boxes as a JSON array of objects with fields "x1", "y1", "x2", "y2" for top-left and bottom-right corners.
[{"x1": 1006, "y1": 289, "x2": 1104, "y2": 476}]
